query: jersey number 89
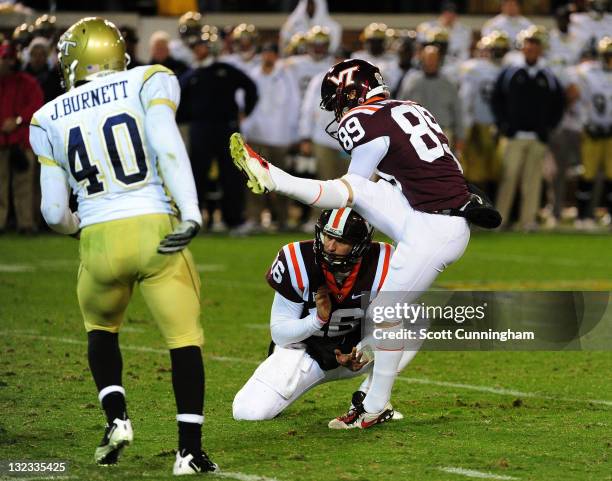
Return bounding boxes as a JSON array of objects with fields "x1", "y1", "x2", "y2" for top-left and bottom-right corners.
[{"x1": 68, "y1": 112, "x2": 148, "y2": 196}]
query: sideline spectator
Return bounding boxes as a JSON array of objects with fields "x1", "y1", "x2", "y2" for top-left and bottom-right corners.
[
  {"x1": 23, "y1": 38, "x2": 62, "y2": 103},
  {"x1": 482, "y1": 0, "x2": 533, "y2": 45},
  {"x1": 0, "y1": 42, "x2": 44, "y2": 234},
  {"x1": 352, "y1": 23, "x2": 400, "y2": 91},
  {"x1": 299, "y1": 48, "x2": 349, "y2": 183},
  {"x1": 149, "y1": 30, "x2": 189, "y2": 77},
  {"x1": 574, "y1": 36, "x2": 612, "y2": 229},
  {"x1": 280, "y1": 0, "x2": 342, "y2": 53},
  {"x1": 170, "y1": 11, "x2": 201, "y2": 66},
  {"x1": 417, "y1": 2, "x2": 471, "y2": 68},
  {"x1": 285, "y1": 25, "x2": 334, "y2": 96},
  {"x1": 492, "y1": 27, "x2": 565, "y2": 230},
  {"x1": 120, "y1": 26, "x2": 144, "y2": 68},
  {"x1": 221, "y1": 23, "x2": 261, "y2": 73},
  {"x1": 398, "y1": 45, "x2": 464, "y2": 151},
  {"x1": 459, "y1": 31, "x2": 510, "y2": 198},
  {"x1": 242, "y1": 43, "x2": 300, "y2": 231},
  {"x1": 178, "y1": 30, "x2": 258, "y2": 232}
]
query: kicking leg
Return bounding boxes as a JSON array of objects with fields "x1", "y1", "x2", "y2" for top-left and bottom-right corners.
[{"x1": 230, "y1": 133, "x2": 351, "y2": 209}]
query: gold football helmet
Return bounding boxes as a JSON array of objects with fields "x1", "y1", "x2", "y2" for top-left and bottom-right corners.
[
  {"x1": 480, "y1": 30, "x2": 511, "y2": 59},
  {"x1": 178, "y1": 11, "x2": 203, "y2": 39},
  {"x1": 361, "y1": 23, "x2": 388, "y2": 42},
  {"x1": 232, "y1": 23, "x2": 258, "y2": 42},
  {"x1": 599, "y1": 36, "x2": 612, "y2": 69},
  {"x1": 598, "y1": 36, "x2": 612, "y2": 56},
  {"x1": 12, "y1": 23, "x2": 33, "y2": 48},
  {"x1": 286, "y1": 32, "x2": 307, "y2": 56},
  {"x1": 423, "y1": 26, "x2": 450, "y2": 46},
  {"x1": 305, "y1": 25, "x2": 330, "y2": 45},
  {"x1": 517, "y1": 25, "x2": 548, "y2": 49},
  {"x1": 57, "y1": 17, "x2": 127, "y2": 91},
  {"x1": 33, "y1": 14, "x2": 57, "y2": 39}
]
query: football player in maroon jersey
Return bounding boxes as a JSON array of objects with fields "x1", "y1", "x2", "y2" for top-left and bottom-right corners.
[
  {"x1": 230, "y1": 59, "x2": 499, "y2": 429},
  {"x1": 232, "y1": 208, "x2": 417, "y2": 423}
]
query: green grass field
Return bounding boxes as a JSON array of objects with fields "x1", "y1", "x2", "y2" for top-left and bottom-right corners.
[{"x1": 1, "y1": 232, "x2": 611, "y2": 481}]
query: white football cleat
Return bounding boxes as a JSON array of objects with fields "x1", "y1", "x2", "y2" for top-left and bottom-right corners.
[
  {"x1": 230, "y1": 133, "x2": 276, "y2": 194},
  {"x1": 329, "y1": 392, "x2": 395, "y2": 430},
  {"x1": 392, "y1": 410, "x2": 404, "y2": 420},
  {"x1": 173, "y1": 449, "x2": 218, "y2": 475},
  {"x1": 95, "y1": 418, "x2": 133, "y2": 465}
]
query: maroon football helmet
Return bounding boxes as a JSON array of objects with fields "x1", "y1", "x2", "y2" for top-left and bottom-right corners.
[{"x1": 320, "y1": 59, "x2": 389, "y2": 123}]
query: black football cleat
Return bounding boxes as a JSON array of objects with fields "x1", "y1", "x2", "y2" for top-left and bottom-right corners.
[{"x1": 173, "y1": 449, "x2": 218, "y2": 475}]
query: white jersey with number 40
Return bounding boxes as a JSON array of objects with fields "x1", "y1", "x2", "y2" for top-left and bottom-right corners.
[{"x1": 29, "y1": 65, "x2": 179, "y2": 228}]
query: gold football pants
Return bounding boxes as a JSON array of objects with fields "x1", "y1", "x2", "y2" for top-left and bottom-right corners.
[{"x1": 78, "y1": 214, "x2": 203, "y2": 349}]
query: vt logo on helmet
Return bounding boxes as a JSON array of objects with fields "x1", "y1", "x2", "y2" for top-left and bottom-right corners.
[
  {"x1": 319, "y1": 59, "x2": 390, "y2": 136},
  {"x1": 327, "y1": 65, "x2": 359, "y2": 87}
]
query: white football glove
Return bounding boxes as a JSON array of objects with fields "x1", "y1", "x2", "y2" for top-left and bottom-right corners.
[{"x1": 158, "y1": 220, "x2": 200, "y2": 254}]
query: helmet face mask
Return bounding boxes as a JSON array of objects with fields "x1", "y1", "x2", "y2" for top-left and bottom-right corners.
[
  {"x1": 320, "y1": 58, "x2": 389, "y2": 133},
  {"x1": 314, "y1": 209, "x2": 374, "y2": 273}
]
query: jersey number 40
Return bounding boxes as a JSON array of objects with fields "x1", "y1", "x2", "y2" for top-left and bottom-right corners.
[{"x1": 68, "y1": 112, "x2": 148, "y2": 195}]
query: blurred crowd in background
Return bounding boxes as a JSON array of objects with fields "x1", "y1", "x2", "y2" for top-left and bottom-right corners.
[{"x1": 0, "y1": 0, "x2": 611, "y2": 235}]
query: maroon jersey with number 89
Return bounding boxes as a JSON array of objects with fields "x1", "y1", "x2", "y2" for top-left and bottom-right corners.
[{"x1": 336, "y1": 98, "x2": 470, "y2": 213}]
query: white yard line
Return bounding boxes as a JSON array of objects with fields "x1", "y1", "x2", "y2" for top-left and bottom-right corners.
[
  {"x1": 2, "y1": 330, "x2": 610, "y2": 406},
  {"x1": 215, "y1": 471, "x2": 283, "y2": 481},
  {"x1": 439, "y1": 467, "x2": 519, "y2": 480},
  {"x1": 468, "y1": 252, "x2": 607, "y2": 268},
  {"x1": 245, "y1": 324, "x2": 270, "y2": 330},
  {"x1": 396, "y1": 376, "x2": 612, "y2": 407},
  {"x1": 196, "y1": 264, "x2": 227, "y2": 272},
  {"x1": 0, "y1": 331, "x2": 258, "y2": 365},
  {"x1": 0, "y1": 263, "x2": 35, "y2": 272}
]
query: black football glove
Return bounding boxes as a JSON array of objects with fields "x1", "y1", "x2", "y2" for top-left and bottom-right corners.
[{"x1": 157, "y1": 220, "x2": 200, "y2": 254}]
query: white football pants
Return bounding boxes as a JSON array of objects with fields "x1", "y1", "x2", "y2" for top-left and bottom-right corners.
[
  {"x1": 232, "y1": 346, "x2": 418, "y2": 421},
  {"x1": 345, "y1": 174, "x2": 471, "y2": 412}
]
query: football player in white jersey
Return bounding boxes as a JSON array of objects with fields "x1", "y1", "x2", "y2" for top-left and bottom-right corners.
[
  {"x1": 352, "y1": 23, "x2": 401, "y2": 91},
  {"x1": 481, "y1": 0, "x2": 533, "y2": 45},
  {"x1": 285, "y1": 25, "x2": 335, "y2": 96},
  {"x1": 575, "y1": 36, "x2": 612, "y2": 227},
  {"x1": 569, "y1": 0, "x2": 612, "y2": 57},
  {"x1": 29, "y1": 18, "x2": 216, "y2": 474},
  {"x1": 221, "y1": 23, "x2": 261, "y2": 74},
  {"x1": 459, "y1": 31, "x2": 510, "y2": 195},
  {"x1": 548, "y1": 6, "x2": 585, "y2": 76},
  {"x1": 417, "y1": 2, "x2": 471, "y2": 72}
]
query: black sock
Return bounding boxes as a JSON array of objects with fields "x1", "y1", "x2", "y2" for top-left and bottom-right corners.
[
  {"x1": 101, "y1": 392, "x2": 128, "y2": 424},
  {"x1": 88, "y1": 330, "x2": 127, "y2": 424},
  {"x1": 576, "y1": 178, "x2": 594, "y2": 219},
  {"x1": 170, "y1": 346, "x2": 204, "y2": 454},
  {"x1": 604, "y1": 180, "x2": 612, "y2": 215},
  {"x1": 178, "y1": 422, "x2": 202, "y2": 455}
]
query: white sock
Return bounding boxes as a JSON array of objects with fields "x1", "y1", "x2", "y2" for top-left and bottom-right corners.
[
  {"x1": 397, "y1": 350, "x2": 419, "y2": 372},
  {"x1": 362, "y1": 349, "x2": 403, "y2": 413},
  {"x1": 358, "y1": 374, "x2": 372, "y2": 393},
  {"x1": 268, "y1": 164, "x2": 349, "y2": 208}
]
